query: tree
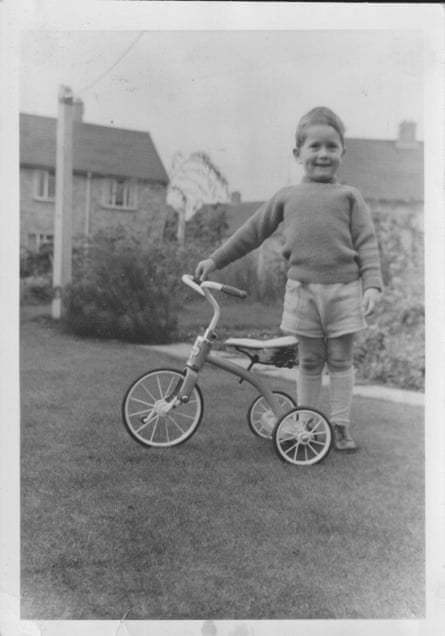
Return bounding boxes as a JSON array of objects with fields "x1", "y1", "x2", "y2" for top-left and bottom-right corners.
[{"x1": 167, "y1": 151, "x2": 230, "y2": 243}]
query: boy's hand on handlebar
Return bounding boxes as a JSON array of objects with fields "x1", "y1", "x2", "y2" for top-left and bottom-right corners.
[{"x1": 195, "y1": 258, "x2": 216, "y2": 281}]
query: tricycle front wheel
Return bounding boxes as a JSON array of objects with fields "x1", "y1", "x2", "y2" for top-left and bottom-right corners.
[{"x1": 122, "y1": 368, "x2": 204, "y2": 448}]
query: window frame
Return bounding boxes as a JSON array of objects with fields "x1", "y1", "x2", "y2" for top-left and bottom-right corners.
[
  {"x1": 33, "y1": 169, "x2": 56, "y2": 202},
  {"x1": 102, "y1": 177, "x2": 138, "y2": 210},
  {"x1": 27, "y1": 232, "x2": 54, "y2": 251}
]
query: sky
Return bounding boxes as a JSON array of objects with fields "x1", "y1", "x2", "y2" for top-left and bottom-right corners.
[{"x1": 19, "y1": 28, "x2": 425, "y2": 200}]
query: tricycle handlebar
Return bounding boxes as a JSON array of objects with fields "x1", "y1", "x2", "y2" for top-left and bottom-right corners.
[{"x1": 181, "y1": 275, "x2": 247, "y2": 299}]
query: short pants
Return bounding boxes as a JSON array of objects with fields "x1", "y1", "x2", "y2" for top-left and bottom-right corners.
[{"x1": 280, "y1": 279, "x2": 367, "y2": 339}]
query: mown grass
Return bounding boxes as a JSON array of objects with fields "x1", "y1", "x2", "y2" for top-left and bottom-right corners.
[{"x1": 20, "y1": 306, "x2": 424, "y2": 620}]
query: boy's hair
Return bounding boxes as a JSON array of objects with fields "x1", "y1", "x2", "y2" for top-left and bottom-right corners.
[{"x1": 295, "y1": 107, "x2": 346, "y2": 149}]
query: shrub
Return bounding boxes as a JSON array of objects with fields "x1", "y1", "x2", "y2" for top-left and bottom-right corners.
[
  {"x1": 20, "y1": 275, "x2": 53, "y2": 304},
  {"x1": 164, "y1": 204, "x2": 229, "y2": 246},
  {"x1": 20, "y1": 244, "x2": 53, "y2": 278},
  {"x1": 210, "y1": 248, "x2": 287, "y2": 304},
  {"x1": 353, "y1": 212, "x2": 425, "y2": 391},
  {"x1": 64, "y1": 227, "x2": 192, "y2": 343}
]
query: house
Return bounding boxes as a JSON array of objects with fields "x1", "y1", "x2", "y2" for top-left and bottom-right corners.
[{"x1": 20, "y1": 99, "x2": 169, "y2": 251}]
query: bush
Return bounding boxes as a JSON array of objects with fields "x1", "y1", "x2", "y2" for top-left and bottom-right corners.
[
  {"x1": 64, "y1": 227, "x2": 196, "y2": 343},
  {"x1": 353, "y1": 279, "x2": 425, "y2": 391},
  {"x1": 209, "y1": 248, "x2": 287, "y2": 304},
  {"x1": 353, "y1": 210, "x2": 424, "y2": 391},
  {"x1": 164, "y1": 204, "x2": 229, "y2": 246},
  {"x1": 20, "y1": 244, "x2": 53, "y2": 278},
  {"x1": 20, "y1": 275, "x2": 53, "y2": 304}
]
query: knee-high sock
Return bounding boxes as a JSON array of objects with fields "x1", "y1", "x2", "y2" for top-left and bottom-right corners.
[
  {"x1": 297, "y1": 368, "x2": 322, "y2": 408},
  {"x1": 329, "y1": 368, "x2": 355, "y2": 428}
]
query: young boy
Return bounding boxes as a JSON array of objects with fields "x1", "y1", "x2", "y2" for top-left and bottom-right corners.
[{"x1": 195, "y1": 107, "x2": 382, "y2": 452}]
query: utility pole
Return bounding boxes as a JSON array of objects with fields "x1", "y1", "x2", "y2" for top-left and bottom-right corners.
[
  {"x1": 52, "y1": 85, "x2": 74, "y2": 319},
  {"x1": 177, "y1": 206, "x2": 186, "y2": 244}
]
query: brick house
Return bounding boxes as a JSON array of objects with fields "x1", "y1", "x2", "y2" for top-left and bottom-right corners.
[
  {"x1": 224, "y1": 122, "x2": 424, "y2": 280},
  {"x1": 20, "y1": 101, "x2": 169, "y2": 252}
]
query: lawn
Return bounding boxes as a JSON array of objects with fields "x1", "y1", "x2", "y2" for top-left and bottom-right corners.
[
  {"x1": 177, "y1": 295, "x2": 284, "y2": 342},
  {"x1": 20, "y1": 306, "x2": 424, "y2": 620}
]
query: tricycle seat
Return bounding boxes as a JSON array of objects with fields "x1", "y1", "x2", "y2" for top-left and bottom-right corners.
[{"x1": 224, "y1": 335, "x2": 298, "y2": 349}]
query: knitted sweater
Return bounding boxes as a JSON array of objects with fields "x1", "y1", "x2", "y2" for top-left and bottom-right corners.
[{"x1": 210, "y1": 178, "x2": 383, "y2": 291}]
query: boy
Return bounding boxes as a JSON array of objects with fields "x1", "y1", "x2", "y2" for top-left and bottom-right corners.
[{"x1": 195, "y1": 107, "x2": 382, "y2": 451}]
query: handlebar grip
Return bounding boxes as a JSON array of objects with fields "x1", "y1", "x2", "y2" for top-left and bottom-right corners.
[{"x1": 221, "y1": 284, "x2": 247, "y2": 299}]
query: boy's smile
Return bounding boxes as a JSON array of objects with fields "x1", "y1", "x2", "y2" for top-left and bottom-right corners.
[{"x1": 293, "y1": 124, "x2": 345, "y2": 182}]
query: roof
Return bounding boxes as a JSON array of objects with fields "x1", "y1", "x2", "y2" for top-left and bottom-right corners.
[
  {"x1": 225, "y1": 201, "x2": 264, "y2": 233},
  {"x1": 20, "y1": 113, "x2": 169, "y2": 184},
  {"x1": 338, "y1": 137, "x2": 424, "y2": 202}
]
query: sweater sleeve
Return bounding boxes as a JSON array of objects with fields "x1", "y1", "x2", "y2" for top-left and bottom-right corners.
[
  {"x1": 350, "y1": 189, "x2": 383, "y2": 291},
  {"x1": 209, "y1": 190, "x2": 286, "y2": 270}
]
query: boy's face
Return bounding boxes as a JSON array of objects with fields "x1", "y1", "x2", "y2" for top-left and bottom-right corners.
[{"x1": 293, "y1": 124, "x2": 345, "y2": 182}]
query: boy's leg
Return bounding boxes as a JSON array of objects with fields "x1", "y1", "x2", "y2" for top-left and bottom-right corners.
[
  {"x1": 296, "y1": 335, "x2": 326, "y2": 408},
  {"x1": 326, "y1": 334, "x2": 357, "y2": 451}
]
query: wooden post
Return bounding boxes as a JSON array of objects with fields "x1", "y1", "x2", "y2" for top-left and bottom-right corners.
[
  {"x1": 176, "y1": 206, "x2": 186, "y2": 244},
  {"x1": 52, "y1": 85, "x2": 74, "y2": 319}
]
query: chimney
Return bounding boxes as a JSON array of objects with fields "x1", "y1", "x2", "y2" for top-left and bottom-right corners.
[
  {"x1": 396, "y1": 121, "x2": 418, "y2": 148},
  {"x1": 73, "y1": 98, "x2": 84, "y2": 122},
  {"x1": 230, "y1": 191, "x2": 241, "y2": 204}
]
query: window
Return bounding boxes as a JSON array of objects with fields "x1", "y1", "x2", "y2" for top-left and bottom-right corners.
[
  {"x1": 103, "y1": 178, "x2": 137, "y2": 209},
  {"x1": 27, "y1": 233, "x2": 54, "y2": 251},
  {"x1": 34, "y1": 170, "x2": 56, "y2": 201}
]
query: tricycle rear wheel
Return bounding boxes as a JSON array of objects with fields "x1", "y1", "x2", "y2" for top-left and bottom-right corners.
[
  {"x1": 247, "y1": 391, "x2": 296, "y2": 439},
  {"x1": 274, "y1": 406, "x2": 333, "y2": 465}
]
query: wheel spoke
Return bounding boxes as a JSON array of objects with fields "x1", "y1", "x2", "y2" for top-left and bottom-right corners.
[
  {"x1": 164, "y1": 375, "x2": 178, "y2": 399},
  {"x1": 128, "y1": 407, "x2": 152, "y2": 418},
  {"x1": 307, "y1": 441, "x2": 322, "y2": 456},
  {"x1": 129, "y1": 396, "x2": 154, "y2": 408},
  {"x1": 173, "y1": 411, "x2": 197, "y2": 421},
  {"x1": 164, "y1": 418, "x2": 170, "y2": 444},
  {"x1": 134, "y1": 411, "x2": 157, "y2": 433},
  {"x1": 285, "y1": 440, "x2": 298, "y2": 454},
  {"x1": 291, "y1": 442, "x2": 300, "y2": 461},
  {"x1": 308, "y1": 418, "x2": 322, "y2": 433},
  {"x1": 149, "y1": 416, "x2": 160, "y2": 442},
  {"x1": 309, "y1": 437, "x2": 327, "y2": 447},
  {"x1": 167, "y1": 415, "x2": 187, "y2": 435},
  {"x1": 141, "y1": 383, "x2": 158, "y2": 403}
]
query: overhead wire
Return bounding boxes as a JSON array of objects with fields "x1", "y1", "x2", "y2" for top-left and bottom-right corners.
[{"x1": 77, "y1": 31, "x2": 145, "y2": 96}]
